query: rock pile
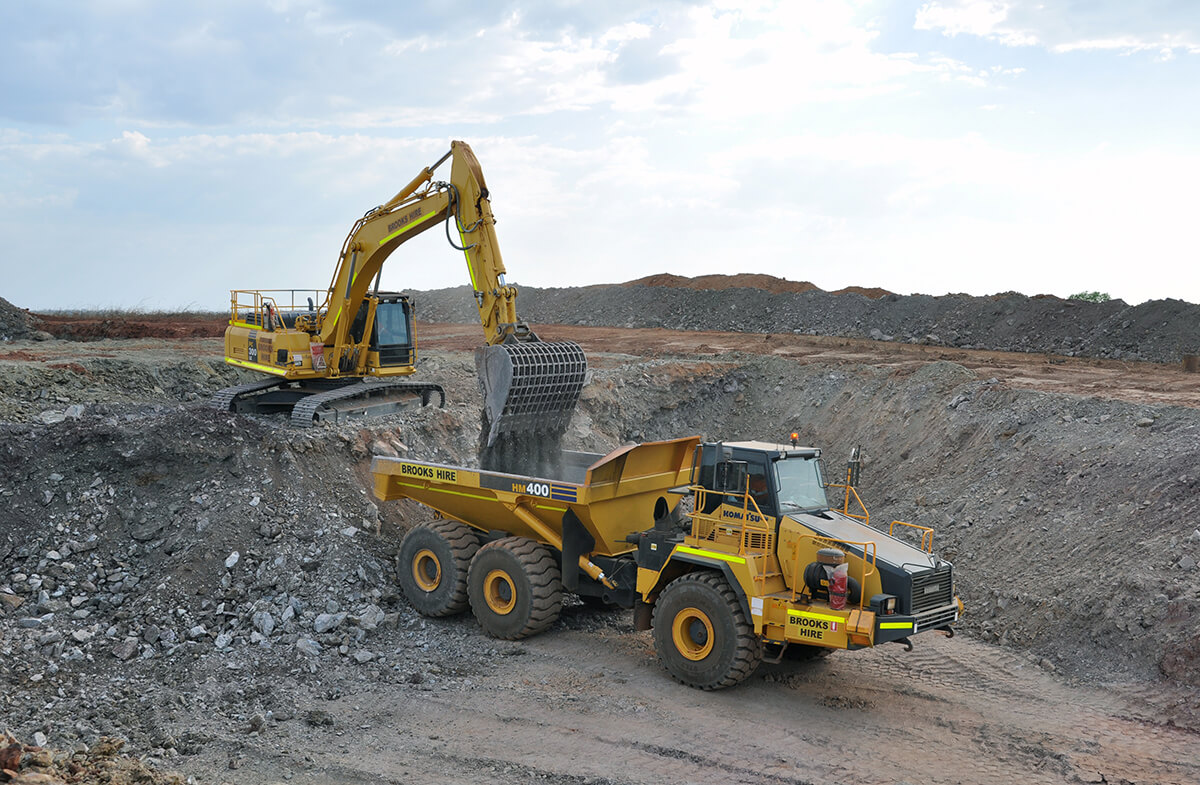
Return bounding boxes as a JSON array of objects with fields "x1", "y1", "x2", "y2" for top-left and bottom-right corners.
[{"x1": 0, "y1": 297, "x2": 41, "y2": 342}]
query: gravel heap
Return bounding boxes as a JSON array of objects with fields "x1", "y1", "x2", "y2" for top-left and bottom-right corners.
[
  {"x1": 413, "y1": 281, "x2": 1200, "y2": 364},
  {"x1": 0, "y1": 297, "x2": 40, "y2": 342}
]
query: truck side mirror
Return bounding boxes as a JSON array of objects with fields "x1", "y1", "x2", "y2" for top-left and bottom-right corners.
[
  {"x1": 847, "y1": 446, "x2": 862, "y2": 488},
  {"x1": 715, "y1": 461, "x2": 748, "y2": 494}
]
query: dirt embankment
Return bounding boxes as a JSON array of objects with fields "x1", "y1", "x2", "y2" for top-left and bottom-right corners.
[{"x1": 414, "y1": 276, "x2": 1200, "y2": 364}]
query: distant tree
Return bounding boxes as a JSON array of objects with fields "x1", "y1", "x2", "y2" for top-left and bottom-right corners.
[{"x1": 1069, "y1": 291, "x2": 1111, "y2": 303}]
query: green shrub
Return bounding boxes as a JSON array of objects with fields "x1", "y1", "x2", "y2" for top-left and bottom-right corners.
[{"x1": 1068, "y1": 291, "x2": 1111, "y2": 303}]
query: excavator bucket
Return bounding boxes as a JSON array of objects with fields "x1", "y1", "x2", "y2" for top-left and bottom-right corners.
[{"x1": 475, "y1": 341, "x2": 587, "y2": 448}]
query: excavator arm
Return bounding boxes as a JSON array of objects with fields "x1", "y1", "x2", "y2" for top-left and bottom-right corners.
[{"x1": 318, "y1": 140, "x2": 534, "y2": 351}]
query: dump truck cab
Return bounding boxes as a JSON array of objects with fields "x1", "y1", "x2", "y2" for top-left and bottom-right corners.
[{"x1": 633, "y1": 440, "x2": 961, "y2": 687}]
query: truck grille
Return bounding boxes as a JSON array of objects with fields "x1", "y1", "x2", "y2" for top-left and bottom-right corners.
[
  {"x1": 910, "y1": 565, "x2": 953, "y2": 615},
  {"x1": 914, "y1": 604, "x2": 959, "y2": 632}
]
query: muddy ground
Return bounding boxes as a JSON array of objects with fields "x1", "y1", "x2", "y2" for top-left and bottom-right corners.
[{"x1": 2, "y1": 281, "x2": 1200, "y2": 784}]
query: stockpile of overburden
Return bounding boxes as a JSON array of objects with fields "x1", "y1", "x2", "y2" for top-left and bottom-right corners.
[
  {"x1": 413, "y1": 281, "x2": 1200, "y2": 364},
  {"x1": 0, "y1": 296, "x2": 37, "y2": 341}
]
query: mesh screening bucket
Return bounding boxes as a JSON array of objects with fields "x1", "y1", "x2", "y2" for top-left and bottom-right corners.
[{"x1": 475, "y1": 341, "x2": 587, "y2": 447}]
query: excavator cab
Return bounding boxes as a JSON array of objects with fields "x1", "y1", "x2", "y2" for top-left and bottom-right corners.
[{"x1": 348, "y1": 293, "x2": 416, "y2": 369}]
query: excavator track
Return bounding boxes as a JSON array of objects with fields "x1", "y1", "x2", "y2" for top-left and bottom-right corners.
[
  {"x1": 289, "y1": 380, "x2": 446, "y2": 427},
  {"x1": 210, "y1": 378, "x2": 288, "y2": 412}
]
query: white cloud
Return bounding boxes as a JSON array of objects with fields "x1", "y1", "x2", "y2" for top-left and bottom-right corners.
[{"x1": 914, "y1": 0, "x2": 1200, "y2": 57}]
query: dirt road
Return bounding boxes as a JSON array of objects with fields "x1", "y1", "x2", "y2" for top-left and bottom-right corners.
[
  {"x1": 185, "y1": 613, "x2": 1197, "y2": 785},
  {"x1": 17, "y1": 316, "x2": 1200, "y2": 411}
]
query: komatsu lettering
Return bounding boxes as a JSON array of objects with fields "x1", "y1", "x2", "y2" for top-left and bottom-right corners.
[{"x1": 721, "y1": 509, "x2": 763, "y2": 523}]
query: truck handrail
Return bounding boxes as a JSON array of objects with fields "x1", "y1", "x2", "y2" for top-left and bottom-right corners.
[
  {"x1": 825, "y1": 480, "x2": 869, "y2": 525},
  {"x1": 687, "y1": 486, "x2": 773, "y2": 556},
  {"x1": 888, "y1": 520, "x2": 935, "y2": 553}
]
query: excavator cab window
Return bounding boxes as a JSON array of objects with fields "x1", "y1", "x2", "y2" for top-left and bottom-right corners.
[{"x1": 372, "y1": 300, "x2": 411, "y2": 348}]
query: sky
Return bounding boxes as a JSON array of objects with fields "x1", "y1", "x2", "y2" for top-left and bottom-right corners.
[{"x1": 1, "y1": 0, "x2": 1198, "y2": 311}]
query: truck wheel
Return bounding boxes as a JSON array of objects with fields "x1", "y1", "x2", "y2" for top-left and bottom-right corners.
[
  {"x1": 468, "y1": 536, "x2": 562, "y2": 640},
  {"x1": 652, "y1": 571, "x2": 762, "y2": 689},
  {"x1": 397, "y1": 520, "x2": 481, "y2": 617}
]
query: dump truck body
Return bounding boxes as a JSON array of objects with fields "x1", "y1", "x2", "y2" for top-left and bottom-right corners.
[{"x1": 373, "y1": 437, "x2": 962, "y2": 689}]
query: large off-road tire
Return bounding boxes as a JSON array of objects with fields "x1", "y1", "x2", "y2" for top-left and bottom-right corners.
[
  {"x1": 467, "y1": 536, "x2": 562, "y2": 640},
  {"x1": 397, "y1": 520, "x2": 481, "y2": 617},
  {"x1": 652, "y1": 571, "x2": 763, "y2": 690}
]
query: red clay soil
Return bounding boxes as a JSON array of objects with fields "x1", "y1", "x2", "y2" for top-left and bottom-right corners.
[
  {"x1": 622, "y1": 273, "x2": 823, "y2": 295},
  {"x1": 830, "y1": 285, "x2": 892, "y2": 298},
  {"x1": 33, "y1": 313, "x2": 227, "y2": 340}
]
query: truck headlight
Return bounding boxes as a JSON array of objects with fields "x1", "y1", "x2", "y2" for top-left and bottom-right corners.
[{"x1": 869, "y1": 594, "x2": 897, "y2": 615}]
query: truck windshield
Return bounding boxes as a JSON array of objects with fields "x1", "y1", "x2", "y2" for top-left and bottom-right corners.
[{"x1": 774, "y1": 455, "x2": 828, "y2": 513}]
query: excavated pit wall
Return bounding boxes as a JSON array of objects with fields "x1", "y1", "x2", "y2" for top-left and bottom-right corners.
[{"x1": 604, "y1": 355, "x2": 1200, "y2": 684}]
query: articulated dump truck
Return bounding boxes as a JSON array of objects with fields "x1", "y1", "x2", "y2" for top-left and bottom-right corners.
[{"x1": 372, "y1": 438, "x2": 963, "y2": 689}]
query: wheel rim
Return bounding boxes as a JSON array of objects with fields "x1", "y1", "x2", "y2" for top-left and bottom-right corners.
[
  {"x1": 483, "y1": 569, "x2": 517, "y2": 615},
  {"x1": 671, "y1": 606, "x2": 714, "y2": 661},
  {"x1": 412, "y1": 549, "x2": 442, "y2": 592}
]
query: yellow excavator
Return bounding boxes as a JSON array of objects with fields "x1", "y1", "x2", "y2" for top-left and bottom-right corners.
[{"x1": 212, "y1": 141, "x2": 586, "y2": 457}]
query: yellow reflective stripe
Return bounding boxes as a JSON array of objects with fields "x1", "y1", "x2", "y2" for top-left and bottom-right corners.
[
  {"x1": 397, "y1": 481, "x2": 492, "y2": 502},
  {"x1": 460, "y1": 223, "x2": 478, "y2": 291},
  {"x1": 230, "y1": 320, "x2": 262, "y2": 331},
  {"x1": 379, "y1": 208, "x2": 440, "y2": 246},
  {"x1": 674, "y1": 546, "x2": 746, "y2": 565},
  {"x1": 880, "y1": 621, "x2": 913, "y2": 630},
  {"x1": 788, "y1": 609, "x2": 844, "y2": 624},
  {"x1": 464, "y1": 247, "x2": 477, "y2": 291},
  {"x1": 225, "y1": 357, "x2": 288, "y2": 376}
]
